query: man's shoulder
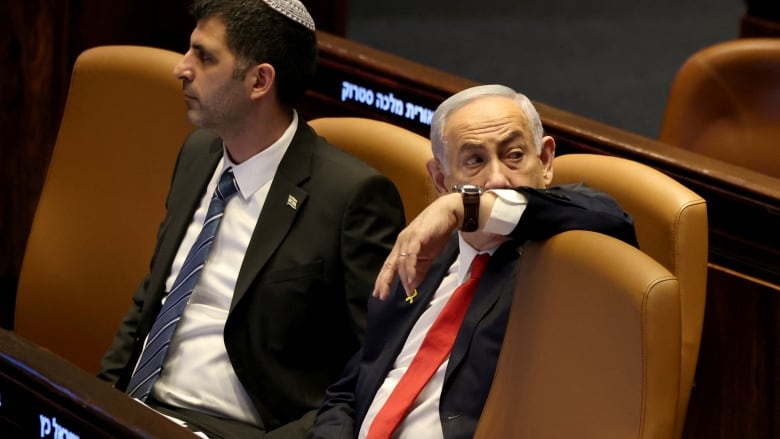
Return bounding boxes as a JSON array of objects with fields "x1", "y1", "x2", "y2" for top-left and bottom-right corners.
[{"x1": 305, "y1": 129, "x2": 385, "y2": 182}]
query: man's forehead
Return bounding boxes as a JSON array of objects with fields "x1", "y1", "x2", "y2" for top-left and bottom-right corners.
[
  {"x1": 446, "y1": 98, "x2": 529, "y2": 136},
  {"x1": 191, "y1": 16, "x2": 229, "y2": 50},
  {"x1": 457, "y1": 95, "x2": 523, "y2": 115}
]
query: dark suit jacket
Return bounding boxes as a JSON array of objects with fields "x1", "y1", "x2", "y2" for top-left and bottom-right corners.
[
  {"x1": 309, "y1": 185, "x2": 638, "y2": 439},
  {"x1": 98, "y1": 120, "x2": 406, "y2": 438}
]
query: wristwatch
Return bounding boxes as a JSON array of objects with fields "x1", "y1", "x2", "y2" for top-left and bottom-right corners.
[{"x1": 451, "y1": 184, "x2": 483, "y2": 232}]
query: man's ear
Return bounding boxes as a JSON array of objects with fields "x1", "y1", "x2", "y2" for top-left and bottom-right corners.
[
  {"x1": 426, "y1": 158, "x2": 450, "y2": 196},
  {"x1": 540, "y1": 135, "x2": 556, "y2": 186},
  {"x1": 248, "y1": 63, "x2": 275, "y2": 100}
]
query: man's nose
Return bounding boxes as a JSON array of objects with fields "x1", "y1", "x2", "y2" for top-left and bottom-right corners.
[
  {"x1": 173, "y1": 53, "x2": 192, "y2": 81},
  {"x1": 482, "y1": 160, "x2": 510, "y2": 190}
]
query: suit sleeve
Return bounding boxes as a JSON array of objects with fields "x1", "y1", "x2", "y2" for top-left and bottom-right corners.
[
  {"x1": 339, "y1": 174, "x2": 406, "y2": 341},
  {"x1": 283, "y1": 174, "x2": 404, "y2": 437},
  {"x1": 306, "y1": 351, "x2": 361, "y2": 439},
  {"x1": 97, "y1": 276, "x2": 148, "y2": 386},
  {"x1": 512, "y1": 183, "x2": 638, "y2": 246}
]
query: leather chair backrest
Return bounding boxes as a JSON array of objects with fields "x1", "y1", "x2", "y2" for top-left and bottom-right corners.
[
  {"x1": 14, "y1": 45, "x2": 192, "y2": 373},
  {"x1": 659, "y1": 38, "x2": 780, "y2": 178},
  {"x1": 475, "y1": 230, "x2": 681, "y2": 439},
  {"x1": 308, "y1": 117, "x2": 437, "y2": 223},
  {"x1": 552, "y1": 153, "x2": 707, "y2": 439}
]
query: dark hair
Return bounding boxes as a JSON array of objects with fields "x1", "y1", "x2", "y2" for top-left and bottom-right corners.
[{"x1": 191, "y1": 0, "x2": 317, "y2": 107}]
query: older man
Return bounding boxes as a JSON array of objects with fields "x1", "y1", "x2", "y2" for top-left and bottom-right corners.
[{"x1": 308, "y1": 84, "x2": 637, "y2": 439}]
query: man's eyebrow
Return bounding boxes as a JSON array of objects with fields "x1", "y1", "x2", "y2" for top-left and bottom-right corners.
[
  {"x1": 498, "y1": 131, "x2": 526, "y2": 149},
  {"x1": 458, "y1": 130, "x2": 526, "y2": 151},
  {"x1": 459, "y1": 142, "x2": 486, "y2": 153}
]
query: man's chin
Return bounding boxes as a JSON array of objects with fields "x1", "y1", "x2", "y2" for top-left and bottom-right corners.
[{"x1": 185, "y1": 111, "x2": 204, "y2": 127}]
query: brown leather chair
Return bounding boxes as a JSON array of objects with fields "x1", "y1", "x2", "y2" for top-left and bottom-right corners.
[
  {"x1": 14, "y1": 45, "x2": 192, "y2": 373},
  {"x1": 659, "y1": 38, "x2": 780, "y2": 178},
  {"x1": 552, "y1": 153, "x2": 707, "y2": 439},
  {"x1": 308, "y1": 117, "x2": 436, "y2": 223},
  {"x1": 475, "y1": 230, "x2": 681, "y2": 439}
]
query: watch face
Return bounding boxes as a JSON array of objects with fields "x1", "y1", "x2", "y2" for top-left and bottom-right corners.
[{"x1": 452, "y1": 184, "x2": 483, "y2": 194}]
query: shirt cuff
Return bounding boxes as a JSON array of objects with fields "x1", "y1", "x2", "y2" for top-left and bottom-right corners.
[{"x1": 483, "y1": 189, "x2": 528, "y2": 235}]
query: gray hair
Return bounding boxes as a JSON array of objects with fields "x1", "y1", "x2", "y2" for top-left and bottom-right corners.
[{"x1": 430, "y1": 84, "x2": 544, "y2": 165}]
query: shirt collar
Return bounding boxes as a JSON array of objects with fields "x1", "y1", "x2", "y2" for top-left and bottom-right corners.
[
  {"x1": 457, "y1": 233, "x2": 497, "y2": 284},
  {"x1": 220, "y1": 110, "x2": 299, "y2": 199}
]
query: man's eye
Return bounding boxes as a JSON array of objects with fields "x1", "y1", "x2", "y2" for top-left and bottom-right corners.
[
  {"x1": 195, "y1": 50, "x2": 213, "y2": 63},
  {"x1": 506, "y1": 150, "x2": 524, "y2": 160},
  {"x1": 464, "y1": 155, "x2": 483, "y2": 166}
]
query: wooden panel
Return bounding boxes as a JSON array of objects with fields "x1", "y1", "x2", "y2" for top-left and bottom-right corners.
[
  {"x1": 741, "y1": 0, "x2": 780, "y2": 36},
  {"x1": 682, "y1": 266, "x2": 780, "y2": 439},
  {"x1": 0, "y1": 329, "x2": 196, "y2": 437},
  {"x1": 741, "y1": 13, "x2": 780, "y2": 37},
  {"x1": 0, "y1": 1, "x2": 72, "y2": 330}
]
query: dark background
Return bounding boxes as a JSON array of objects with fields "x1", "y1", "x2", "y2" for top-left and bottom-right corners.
[{"x1": 346, "y1": 0, "x2": 743, "y2": 139}]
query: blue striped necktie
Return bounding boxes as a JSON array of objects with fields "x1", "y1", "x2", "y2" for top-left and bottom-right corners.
[{"x1": 126, "y1": 167, "x2": 240, "y2": 401}]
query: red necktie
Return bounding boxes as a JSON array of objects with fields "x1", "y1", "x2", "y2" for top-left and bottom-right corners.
[{"x1": 367, "y1": 253, "x2": 491, "y2": 439}]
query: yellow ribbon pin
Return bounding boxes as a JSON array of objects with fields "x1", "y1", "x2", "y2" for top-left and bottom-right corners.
[{"x1": 405, "y1": 289, "x2": 418, "y2": 304}]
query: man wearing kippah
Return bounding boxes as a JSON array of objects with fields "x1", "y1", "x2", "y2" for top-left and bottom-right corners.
[{"x1": 97, "y1": 1, "x2": 405, "y2": 437}]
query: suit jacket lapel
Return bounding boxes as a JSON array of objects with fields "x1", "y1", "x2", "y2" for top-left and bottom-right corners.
[
  {"x1": 375, "y1": 236, "x2": 459, "y2": 358},
  {"x1": 141, "y1": 134, "x2": 223, "y2": 331},
  {"x1": 357, "y1": 236, "x2": 460, "y2": 421},
  {"x1": 231, "y1": 120, "x2": 312, "y2": 309},
  {"x1": 446, "y1": 240, "x2": 522, "y2": 380}
]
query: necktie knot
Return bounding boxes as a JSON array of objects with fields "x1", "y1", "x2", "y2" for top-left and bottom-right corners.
[
  {"x1": 215, "y1": 167, "x2": 239, "y2": 201},
  {"x1": 469, "y1": 253, "x2": 490, "y2": 280}
]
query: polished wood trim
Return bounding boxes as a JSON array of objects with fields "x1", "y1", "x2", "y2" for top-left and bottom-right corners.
[
  {"x1": 741, "y1": 13, "x2": 780, "y2": 37},
  {"x1": 0, "y1": 329, "x2": 197, "y2": 438}
]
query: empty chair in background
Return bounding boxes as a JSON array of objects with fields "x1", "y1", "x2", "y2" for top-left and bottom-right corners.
[{"x1": 660, "y1": 38, "x2": 780, "y2": 178}]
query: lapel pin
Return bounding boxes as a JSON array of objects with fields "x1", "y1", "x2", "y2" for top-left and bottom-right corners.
[
  {"x1": 405, "y1": 289, "x2": 419, "y2": 304},
  {"x1": 286, "y1": 194, "x2": 298, "y2": 210}
]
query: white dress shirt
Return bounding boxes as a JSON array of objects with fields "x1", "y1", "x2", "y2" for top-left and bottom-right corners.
[
  {"x1": 359, "y1": 188, "x2": 527, "y2": 438},
  {"x1": 142, "y1": 112, "x2": 299, "y2": 426}
]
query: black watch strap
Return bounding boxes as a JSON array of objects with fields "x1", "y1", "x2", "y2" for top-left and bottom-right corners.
[{"x1": 452, "y1": 185, "x2": 483, "y2": 232}]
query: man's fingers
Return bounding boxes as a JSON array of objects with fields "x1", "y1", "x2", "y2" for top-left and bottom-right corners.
[{"x1": 398, "y1": 252, "x2": 418, "y2": 296}]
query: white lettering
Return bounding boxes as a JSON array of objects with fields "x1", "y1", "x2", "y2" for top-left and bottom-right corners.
[
  {"x1": 339, "y1": 80, "x2": 432, "y2": 125},
  {"x1": 419, "y1": 108, "x2": 434, "y2": 124},
  {"x1": 38, "y1": 415, "x2": 79, "y2": 439},
  {"x1": 39, "y1": 415, "x2": 51, "y2": 437}
]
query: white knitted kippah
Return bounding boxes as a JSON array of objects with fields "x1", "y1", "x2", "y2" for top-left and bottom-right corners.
[{"x1": 263, "y1": 0, "x2": 315, "y2": 31}]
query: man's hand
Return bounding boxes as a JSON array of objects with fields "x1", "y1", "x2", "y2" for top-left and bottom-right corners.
[{"x1": 372, "y1": 193, "x2": 463, "y2": 300}]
